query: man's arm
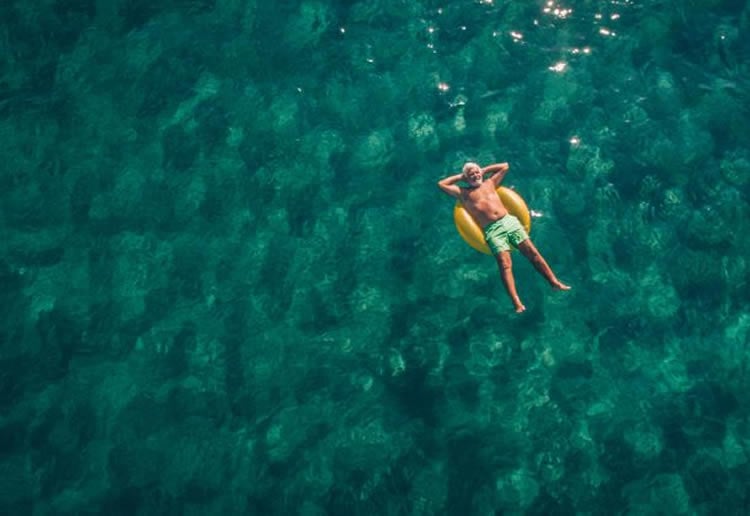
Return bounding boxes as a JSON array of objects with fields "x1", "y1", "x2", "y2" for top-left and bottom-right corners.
[
  {"x1": 484, "y1": 162, "x2": 509, "y2": 187},
  {"x1": 437, "y1": 173, "x2": 463, "y2": 198}
]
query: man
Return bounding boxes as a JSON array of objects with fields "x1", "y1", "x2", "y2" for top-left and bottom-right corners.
[{"x1": 438, "y1": 162, "x2": 570, "y2": 313}]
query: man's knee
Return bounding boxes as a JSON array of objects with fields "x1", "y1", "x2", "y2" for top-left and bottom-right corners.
[
  {"x1": 499, "y1": 253, "x2": 513, "y2": 271},
  {"x1": 519, "y1": 240, "x2": 540, "y2": 259}
]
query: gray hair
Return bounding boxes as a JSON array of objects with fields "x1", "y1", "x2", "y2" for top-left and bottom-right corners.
[{"x1": 462, "y1": 162, "x2": 481, "y2": 175}]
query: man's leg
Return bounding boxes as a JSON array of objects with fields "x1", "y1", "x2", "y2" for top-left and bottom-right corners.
[
  {"x1": 517, "y1": 239, "x2": 571, "y2": 290},
  {"x1": 495, "y1": 251, "x2": 526, "y2": 312}
]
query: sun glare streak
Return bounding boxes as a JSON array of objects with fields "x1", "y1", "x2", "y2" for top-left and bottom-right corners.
[
  {"x1": 543, "y1": 1, "x2": 573, "y2": 19},
  {"x1": 549, "y1": 62, "x2": 567, "y2": 73}
]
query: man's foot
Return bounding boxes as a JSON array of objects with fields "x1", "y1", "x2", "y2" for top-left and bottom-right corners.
[{"x1": 552, "y1": 281, "x2": 571, "y2": 291}]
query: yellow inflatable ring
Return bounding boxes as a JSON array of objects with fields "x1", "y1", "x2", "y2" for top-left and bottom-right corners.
[{"x1": 454, "y1": 186, "x2": 531, "y2": 255}]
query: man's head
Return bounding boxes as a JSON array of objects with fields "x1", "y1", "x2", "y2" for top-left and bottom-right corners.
[{"x1": 462, "y1": 162, "x2": 482, "y2": 186}]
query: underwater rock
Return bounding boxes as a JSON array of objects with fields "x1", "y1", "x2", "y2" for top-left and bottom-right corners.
[
  {"x1": 624, "y1": 473, "x2": 691, "y2": 514},
  {"x1": 530, "y1": 97, "x2": 571, "y2": 138},
  {"x1": 657, "y1": 187, "x2": 690, "y2": 225},
  {"x1": 645, "y1": 279, "x2": 681, "y2": 323},
  {"x1": 720, "y1": 151, "x2": 750, "y2": 188},
  {"x1": 495, "y1": 468, "x2": 540, "y2": 511},
  {"x1": 669, "y1": 248, "x2": 725, "y2": 297},
  {"x1": 110, "y1": 232, "x2": 173, "y2": 322},
  {"x1": 0, "y1": 454, "x2": 33, "y2": 511},
  {"x1": 565, "y1": 144, "x2": 614, "y2": 183},
  {"x1": 408, "y1": 113, "x2": 439, "y2": 153},
  {"x1": 683, "y1": 451, "x2": 730, "y2": 505},
  {"x1": 269, "y1": 93, "x2": 301, "y2": 139},
  {"x1": 352, "y1": 129, "x2": 394, "y2": 171},
  {"x1": 679, "y1": 207, "x2": 732, "y2": 249},
  {"x1": 553, "y1": 184, "x2": 588, "y2": 218},
  {"x1": 162, "y1": 124, "x2": 200, "y2": 173},
  {"x1": 107, "y1": 441, "x2": 168, "y2": 489},
  {"x1": 173, "y1": 174, "x2": 207, "y2": 225},
  {"x1": 483, "y1": 101, "x2": 512, "y2": 141},
  {"x1": 284, "y1": 2, "x2": 332, "y2": 51},
  {"x1": 649, "y1": 71, "x2": 683, "y2": 118},
  {"x1": 301, "y1": 129, "x2": 345, "y2": 174},
  {"x1": 623, "y1": 421, "x2": 664, "y2": 461}
]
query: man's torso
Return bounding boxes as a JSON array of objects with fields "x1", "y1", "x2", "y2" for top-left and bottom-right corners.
[{"x1": 461, "y1": 182, "x2": 508, "y2": 228}]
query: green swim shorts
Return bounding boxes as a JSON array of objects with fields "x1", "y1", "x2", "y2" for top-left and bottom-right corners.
[{"x1": 483, "y1": 215, "x2": 529, "y2": 255}]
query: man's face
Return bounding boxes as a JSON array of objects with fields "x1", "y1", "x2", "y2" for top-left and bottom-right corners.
[{"x1": 463, "y1": 164, "x2": 482, "y2": 186}]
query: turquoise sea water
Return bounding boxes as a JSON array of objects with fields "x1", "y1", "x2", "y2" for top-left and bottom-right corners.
[{"x1": 2, "y1": 0, "x2": 750, "y2": 513}]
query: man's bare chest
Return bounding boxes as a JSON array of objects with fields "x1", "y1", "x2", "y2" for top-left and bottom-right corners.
[{"x1": 463, "y1": 187, "x2": 497, "y2": 204}]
